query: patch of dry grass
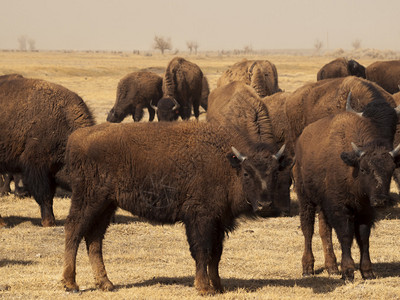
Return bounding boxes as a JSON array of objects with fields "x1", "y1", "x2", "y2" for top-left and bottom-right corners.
[{"x1": 1, "y1": 51, "x2": 400, "y2": 299}]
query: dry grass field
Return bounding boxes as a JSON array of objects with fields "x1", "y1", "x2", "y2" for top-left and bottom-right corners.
[{"x1": 1, "y1": 51, "x2": 400, "y2": 299}]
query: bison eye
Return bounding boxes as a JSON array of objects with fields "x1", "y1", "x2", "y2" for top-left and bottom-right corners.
[
  {"x1": 360, "y1": 168, "x2": 367, "y2": 174},
  {"x1": 243, "y1": 172, "x2": 249, "y2": 177}
]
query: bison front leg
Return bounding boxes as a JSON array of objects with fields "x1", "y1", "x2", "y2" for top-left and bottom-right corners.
[
  {"x1": 355, "y1": 223, "x2": 375, "y2": 280},
  {"x1": 185, "y1": 218, "x2": 219, "y2": 295},
  {"x1": 318, "y1": 211, "x2": 339, "y2": 275},
  {"x1": 23, "y1": 169, "x2": 56, "y2": 227},
  {"x1": 208, "y1": 227, "x2": 224, "y2": 293},
  {"x1": 84, "y1": 203, "x2": 117, "y2": 291},
  {"x1": 333, "y1": 213, "x2": 356, "y2": 281}
]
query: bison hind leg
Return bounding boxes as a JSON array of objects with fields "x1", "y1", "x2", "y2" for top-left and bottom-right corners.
[{"x1": 84, "y1": 202, "x2": 117, "y2": 291}]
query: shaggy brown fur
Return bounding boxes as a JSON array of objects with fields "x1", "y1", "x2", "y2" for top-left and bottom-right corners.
[
  {"x1": 284, "y1": 76, "x2": 396, "y2": 154},
  {"x1": 107, "y1": 71, "x2": 162, "y2": 122},
  {"x1": 261, "y1": 91, "x2": 293, "y2": 216},
  {"x1": 366, "y1": 60, "x2": 400, "y2": 94},
  {"x1": 62, "y1": 121, "x2": 286, "y2": 295},
  {"x1": 156, "y1": 57, "x2": 203, "y2": 121},
  {"x1": 207, "y1": 82, "x2": 291, "y2": 215},
  {"x1": 0, "y1": 75, "x2": 95, "y2": 226},
  {"x1": 294, "y1": 98, "x2": 400, "y2": 281},
  {"x1": 317, "y1": 57, "x2": 366, "y2": 81},
  {"x1": 217, "y1": 59, "x2": 281, "y2": 97}
]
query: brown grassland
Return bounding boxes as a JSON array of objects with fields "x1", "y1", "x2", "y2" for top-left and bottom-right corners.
[{"x1": 1, "y1": 51, "x2": 400, "y2": 299}]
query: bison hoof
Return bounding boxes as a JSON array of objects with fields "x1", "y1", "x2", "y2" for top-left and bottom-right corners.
[
  {"x1": 41, "y1": 218, "x2": 56, "y2": 227},
  {"x1": 62, "y1": 280, "x2": 79, "y2": 292},
  {"x1": 96, "y1": 279, "x2": 114, "y2": 291},
  {"x1": 361, "y1": 270, "x2": 376, "y2": 280},
  {"x1": 341, "y1": 269, "x2": 355, "y2": 282},
  {"x1": 326, "y1": 265, "x2": 340, "y2": 275}
]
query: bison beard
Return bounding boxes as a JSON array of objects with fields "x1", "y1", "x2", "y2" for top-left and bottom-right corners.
[
  {"x1": 61, "y1": 121, "x2": 290, "y2": 295},
  {"x1": 294, "y1": 95, "x2": 400, "y2": 281}
]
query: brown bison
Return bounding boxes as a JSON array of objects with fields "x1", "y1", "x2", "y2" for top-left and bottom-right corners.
[
  {"x1": 62, "y1": 121, "x2": 288, "y2": 295},
  {"x1": 294, "y1": 95, "x2": 400, "y2": 281},
  {"x1": 0, "y1": 74, "x2": 95, "y2": 226},
  {"x1": 366, "y1": 60, "x2": 400, "y2": 94},
  {"x1": 217, "y1": 59, "x2": 281, "y2": 97},
  {"x1": 106, "y1": 71, "x2": 162, "y2": 122},
  {"x1": 284, "y1": 76, "x2": 396, "y2": 154},
  {"x1": 317, "y1": 57, "x2": 366, "y2": 81},
  {"x1": 155, "y1": 57, "x2": 203, "y2": 121},
  {"x1": 207, "y1": 81, "x2": 292, "y2": 215}
]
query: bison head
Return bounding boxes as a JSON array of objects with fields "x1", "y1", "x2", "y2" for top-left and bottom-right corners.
[
  {"x1": 341, "y1": 142, "x2": 400, "y2": 207},
  {"x1": 155, "y1": 97, "x2": 180, "y2": 122},
  {"x1": 348, "y1": 59, "x2": 366, "y2": 79},
  {"x1": 227, "y1": 144, "x2": 292, "y2": 217}
]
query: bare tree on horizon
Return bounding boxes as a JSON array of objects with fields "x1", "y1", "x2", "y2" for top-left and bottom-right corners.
[
  {"x1": 18, "y1": 35, "x2": 28, "y2": 51},
  {"x1": 352, "y1": 39, "x2": 362, "y2": 50},
  {"x1": 153, "y1": 35, "x2": 172, "y2": 54}
]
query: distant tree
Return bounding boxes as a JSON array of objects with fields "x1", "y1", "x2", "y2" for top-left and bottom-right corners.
[
  {"x1": 187, "y1": 41, "x2": 199, "y2": 55},
  {"x1": 153, "y1": 35, "x2": 172, "y2": 54},
  {"x1": 193, "y1": 41, "x2": 199, "y2": 55},
  {"x1": 186, "y1": 41, "x2": 194, "y2": 54},
  {"x1": 352, "y1": 39, "x2": 362, "y2": 50},
  {"x1": 243, "y1": 45, "x2": 253, "y2": 54},
  {"x1": 18, "y1": 35, "x2": 28, "y2": 51},
  {"x1": 28, "y1": 38, "x2": 36, "y2": 51},
  {"x1": 314, "y1": 39, "x2": 323, "y2": 54}
]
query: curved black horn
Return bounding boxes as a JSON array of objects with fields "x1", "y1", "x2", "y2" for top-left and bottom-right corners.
[
  {"x1": 273, "y1": 144, "x2": 286, "y2": 160},
  {"x1": 389, "y1": 143, "x2": 400, "y2": 157},
  {"x1": 171, "y1": 97, "x2": 180, "y2": 111},
  {"x1": 351, "y1": 142, "x2": 365, "y2": 157},
  {"x1": 346, "y1": 92, "x2": 363, "y2": 117},
  {"x1": 231, "y1": 146, "x2": 247, "y2": 162}
]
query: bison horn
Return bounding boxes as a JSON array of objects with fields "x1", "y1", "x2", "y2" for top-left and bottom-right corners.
[
  {"x1": 273, "y1": 144, "x2": 286, "y2": 160},
  {"x1": 389, "y1": 143, "x2": 400, "y2": 157},
  {"x1": 395, "y1": 105, "x2": 400, "y2": 116},
  {"x1": 231, "y1": 146, "x2": 247, "y2": 162},
  {"x1": 351, "y1": 142, "x2": 365, "y2": 157},
  {"x1": 346, "y1": 92, "x2": 363, "y2": 117},
  {"x1": 171, "y1": 97, "x2": 180, "y2": 111},
  {"x1": 150, "y1": 103, "x2": 158, "y2": 111}
]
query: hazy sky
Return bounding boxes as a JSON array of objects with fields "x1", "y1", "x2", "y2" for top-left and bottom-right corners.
[{"x1": 1, "y1": 0, "x2": 399, "y2": 52}]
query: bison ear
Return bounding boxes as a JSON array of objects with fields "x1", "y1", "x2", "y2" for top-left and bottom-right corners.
[
  {"x1": 227, "y1": 153, "x2": 242, "y2": 169},
  {"x1": 340, "y1": 151, "x2": 359, "y2": 167}
]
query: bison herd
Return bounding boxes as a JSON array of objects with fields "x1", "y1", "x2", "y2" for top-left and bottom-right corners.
[{"x1": 1, "y1": 56, "x2": 400, "y2": 295}]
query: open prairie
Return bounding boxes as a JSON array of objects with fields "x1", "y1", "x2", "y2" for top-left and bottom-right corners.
[{"x1": 1, "y1": 51, "x2": 400, "y2": 299}]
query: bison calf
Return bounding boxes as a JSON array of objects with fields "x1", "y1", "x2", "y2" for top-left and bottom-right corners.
[{"x1": 62, "y1": 121, "x2": 289, "y2": 295}]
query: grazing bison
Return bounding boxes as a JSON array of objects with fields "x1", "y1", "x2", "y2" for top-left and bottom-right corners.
[
  {"x1": 284, "y1": 76, "x2": 396, "y2": 154},
  {"x1": 207, "y1": 81, "x2": 292, "y2": 215},
  {"x1": 366, "y1": 60, "x2": 400, "y2": 94},
  {"x1": 317, "y1": 57, "x2": 366, "y2": 81},
  {"x1": 62, "y1": 121, "x2": 289, "y2": 295},
  {"x1": 0, "y1": 75, "x2": 95, "y2": 226},
  {"x1": 294, "y1": 94, "x2": 400, "y2": 281},
  {"x1": 155, "y1": 57, "x2": 203, "y2": 121},
  {"x1": 217, "y1": 59, "x2": 281, "y2": 97},
  {"x1": 107, "y1": 71, "x2": 163, "y2": 123}
]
